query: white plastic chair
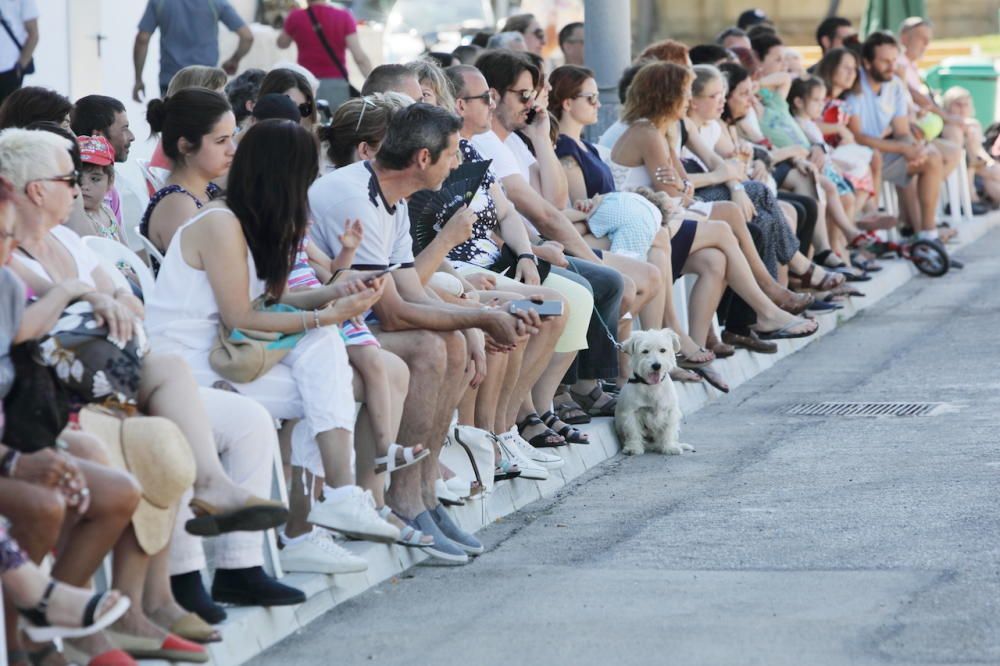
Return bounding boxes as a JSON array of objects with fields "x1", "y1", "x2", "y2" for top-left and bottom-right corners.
[{"x1": 82, "y1": 236, "x2": 156, "y2": 299}]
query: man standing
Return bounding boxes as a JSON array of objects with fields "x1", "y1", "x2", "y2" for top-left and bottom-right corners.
[
  {"x1": 133, "y1": 0, "x2": 254, "y2": 101},
  {"x1": 558, "y1": 22, "x2": 584, "y2": 66},
  {"x1": 0, "y1": 0, "x2": 37, "y2": 106},
  {"x1": 846, "y1": 32, "x2": 946, "y2": 244},
  {"x1": 815, "y1": 16, "x2": 856, "y2": 56}
]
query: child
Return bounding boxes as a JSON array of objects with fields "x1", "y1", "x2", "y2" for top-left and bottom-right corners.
[
  {"x1": 72, "y1": 136, "x2": 126, "y2": 245},
  {"x1": 788, "y1": 77, "x2": 876, "y2": 210},
  {"x1": 283, "y1": 219, "x2": 432, "y2": 548}
]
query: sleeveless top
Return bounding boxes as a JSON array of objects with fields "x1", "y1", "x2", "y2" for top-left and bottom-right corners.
[
  {"x1": 555, "y1": 134, "x2": 615, "y2": 198},
  {"x1": 446, "y1": 139, "x2": 502, "y2": 268},
  {"x1": 16, "y1": 225, "x2": 101, "y2": 289},
  {"x1": 145, "y1": 208, "x2": 263, "y2": 356}
]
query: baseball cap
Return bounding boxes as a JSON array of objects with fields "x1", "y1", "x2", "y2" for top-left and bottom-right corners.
[
  {"x1": 737, "y1": 8, "x2": 770, "y2": 30},
  {"x1": 252, "y1": 93, "x2": 302, "y2": 122},
  {"x1": 77, "y1": 135, "x2": 116, "y2": 166}
]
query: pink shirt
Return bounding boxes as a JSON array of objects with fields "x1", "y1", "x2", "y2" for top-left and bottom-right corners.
[
  {"x1": 103, "y1": 186, "x2": 122, "y2": 225},
  {"x1": 283, "y1": 4, "x2": 357, "y2": 80}
]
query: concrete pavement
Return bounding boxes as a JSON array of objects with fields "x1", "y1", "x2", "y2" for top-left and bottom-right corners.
[{"x1": 249, "y1": 230, "x2": 1000, "y2": 666}]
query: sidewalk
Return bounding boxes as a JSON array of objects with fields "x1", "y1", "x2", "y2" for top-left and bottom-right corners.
[{"x1": 205, "y1": 210, "x2": 1000, "y2": 666}]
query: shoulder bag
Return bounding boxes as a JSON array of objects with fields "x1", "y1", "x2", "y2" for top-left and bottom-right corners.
[{"x1": 305, "y1": 5, "x2": 360, "y2": 98}]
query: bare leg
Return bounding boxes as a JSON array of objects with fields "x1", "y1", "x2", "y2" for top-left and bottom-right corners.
[
  {"x1": 784, "y1": 168, "x2": 833, "y2": 253},
  {"x1": 474, "y1": 351, "x2": 507, "y2": 431},
  {"x1": 910, "y1": 146, "x2": 944, "y2": 233},
  {"x1": 683, "y1": 248, "x2": 727, "y2": 346}
]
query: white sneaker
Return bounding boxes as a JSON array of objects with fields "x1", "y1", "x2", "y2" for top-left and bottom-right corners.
[
  {"x1": 497, "y1": 432, "x2": 549, "y2": 481},
  {"x1": 307, "y1": 486, "x2": 401, "y2": 544},
  {"x1": 507, "y1": 427, "x2": 565, "y2": 470},
  {"x1": 280, "y1": 529, "x2": 368, "y2": 575}
]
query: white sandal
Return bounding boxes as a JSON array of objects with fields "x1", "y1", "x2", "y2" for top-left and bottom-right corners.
[
  {"x1": 374, "y1": 443, "x2": 429, "y2": 475},
  {"x1": 376, "y1": 506, "x2": 433, "y2": 548}
]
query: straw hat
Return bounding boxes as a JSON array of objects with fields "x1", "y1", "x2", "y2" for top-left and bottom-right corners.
[{"x1": 78, "y1": 408, "x2": 196, "y2": 554}]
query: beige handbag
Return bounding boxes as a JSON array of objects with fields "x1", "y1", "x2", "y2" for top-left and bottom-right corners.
[{"x1": 208, "y1": 298, "x2": 305, "y2": 384}]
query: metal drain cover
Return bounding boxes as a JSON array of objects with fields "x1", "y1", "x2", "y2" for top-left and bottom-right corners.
[{"x1": 786, "y1": 402, "x2": 944, "y2": 417}]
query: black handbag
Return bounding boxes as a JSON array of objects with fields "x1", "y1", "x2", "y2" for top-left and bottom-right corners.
[
  {"x1": 3, "y1": 342, "x2": 69, "y2": 452},
  {"x1": 306, "y1": 6, "x2": 359, "y2": 98},
  {"x1": 488, "y1": 244, "x2": 551, "y2": 283},
  {"x1": 0, "y1": 11, "x2": 33, "y2": 76}
]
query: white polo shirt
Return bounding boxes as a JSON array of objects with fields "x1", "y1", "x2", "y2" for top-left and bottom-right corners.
[{"x1": 308, "y1": 160, "x2": 415, "y2": 270}]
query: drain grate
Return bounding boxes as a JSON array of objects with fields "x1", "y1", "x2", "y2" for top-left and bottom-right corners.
[{"x1": 786, "y1": 402, "x2": 943, "y2": 417}]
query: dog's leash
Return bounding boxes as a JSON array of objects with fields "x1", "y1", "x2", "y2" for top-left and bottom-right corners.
[{"x1": 563, "y1": 258, "x2": 626, "y2": 353}]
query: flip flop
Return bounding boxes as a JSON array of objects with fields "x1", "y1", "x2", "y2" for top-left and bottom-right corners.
[
  {"x1": 692, "y1": 365, "x2": 729, "y2": 393},
  {"x1": 669, "y1": 367, "x2": 703, "y2": 383},
  {"x1": 676, "y1": 347, "x2": 714, "y2": 369},
  {"x1": 754, "y1": 319, "x2": 818, "y2": 341}
]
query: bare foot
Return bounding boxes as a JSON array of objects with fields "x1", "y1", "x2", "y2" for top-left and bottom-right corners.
[{"x1": 146, "y1": 603, "x2": 221, "y2": 642}]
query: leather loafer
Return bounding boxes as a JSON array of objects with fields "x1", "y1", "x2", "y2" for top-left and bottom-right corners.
[
  {"x1": 212, "y1": 566, "x2": 306, "y2": 607},
  {"x1": 721, "y1": 330, "x2": 778, "y2": 354}
]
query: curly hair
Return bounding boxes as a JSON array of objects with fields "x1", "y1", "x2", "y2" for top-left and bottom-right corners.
[
  {"x1": 636, "y1": 39, "x2": 689, "y2": 66},
  {"x1": 621, "y1": 61, "x2": 693, "y2": 127}
]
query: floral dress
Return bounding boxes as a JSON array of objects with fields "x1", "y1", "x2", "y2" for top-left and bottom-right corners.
[{"x1": 446, "y1": 140, "x2": 503, "y2": 268}]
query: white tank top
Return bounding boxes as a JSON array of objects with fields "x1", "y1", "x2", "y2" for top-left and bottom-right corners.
[
  {"x1": 145, "y1": 207, "x2": 263, "y2": 354},
  {"x1": 16, "y1": 225, "x2": 100, "y2": 288}
]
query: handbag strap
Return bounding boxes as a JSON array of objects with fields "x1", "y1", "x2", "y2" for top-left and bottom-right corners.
[
  {"x1": 0, "y1": 11, "x2": 23, "y2": 52},
  {"x1": 305, "y1": 5, "x2": 351, "y2": 83}
]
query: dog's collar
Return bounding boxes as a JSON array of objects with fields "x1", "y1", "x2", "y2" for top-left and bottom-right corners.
[{"x1": 628, "y1": 373, "x2": 651, "y2": 385}]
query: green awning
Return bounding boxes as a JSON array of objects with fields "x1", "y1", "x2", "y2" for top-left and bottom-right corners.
[{"x1": 861, "y1": 0, "x2": 928, "y2": 37}]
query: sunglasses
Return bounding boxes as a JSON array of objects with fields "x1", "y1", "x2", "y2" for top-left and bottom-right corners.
[
  {"x1": 574, "y1": 92, "x2": 599, "y2": 106},
  {"x1": 355, "y1": 95, "x2": 376, "y2": 132},
  {"x1": 506, "y1": 88, "x2": 537, "y2": 104},
  {"x1": 298, "y1": 101, "x2": 314, "y2": 118},
  {"x1": 28, "y1": 169, "x2": 80, "y2": 191},
  {"x1": 460, "y1": 90, "x2": 493, "y2": 104}
]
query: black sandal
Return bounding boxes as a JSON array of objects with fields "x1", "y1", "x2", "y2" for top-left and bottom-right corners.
[
  {"x1": 568, "y1": 385, "x2": 618, "y2": 417},
  {"x1": 553, "y1": 392, "x2": 591, "y2": 425},
  {"x1": 541, "y1": 410, "x2": 590, "y2": 445},
  {"x1": 516, "y1": 413, "x2": 566, "y2": 449}
]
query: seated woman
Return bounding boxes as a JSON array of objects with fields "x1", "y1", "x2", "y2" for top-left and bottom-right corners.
[
  {"x1": 550, "y1": 63, "x2": 735, "y2": 385},
  {"x1": 609, "y1": 61, "x2": 818, "y2": 350},
  {"x1": 141, "y1": 89, "x2": 234, "y2": 266},
  {"x1": 145, "y1": 119, "x2": 399, "y2": 549},
  {"x1": 1, "y1": 128, "x2": 297, "y2": 650},
  {"x1": 719, "y1": 63, "x2": 850, "y2": 293},
  {"x1": 257, "y1": 68, "x2": 319, "y2": 131}
]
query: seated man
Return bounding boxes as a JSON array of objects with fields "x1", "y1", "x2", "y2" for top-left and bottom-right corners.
[
  {"x1": 359, "y1": 63, "x2": 422, "y2": 100},
  {"x1": 308, "y1": 103, "x2": 541, "y2": 564},
  {"x1": 846, "y1": 32, "x2": 950, "y2": 248}
]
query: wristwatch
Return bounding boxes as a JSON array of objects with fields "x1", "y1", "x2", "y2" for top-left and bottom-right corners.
[{"x1": 517, "y1": 253, "x2": 538, "y2": 265}]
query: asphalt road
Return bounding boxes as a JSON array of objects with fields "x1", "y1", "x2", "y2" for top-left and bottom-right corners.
[{"x1": 250, "y1": 231, "x2": 1000, "y2": 666}]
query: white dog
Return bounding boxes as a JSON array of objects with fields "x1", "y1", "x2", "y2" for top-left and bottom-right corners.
[{"x1": 615, "y1": 329, "x2": 694, "y2": 456}]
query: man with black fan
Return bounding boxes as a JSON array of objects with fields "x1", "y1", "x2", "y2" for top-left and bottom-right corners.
[{"x1": 309, "y1": 104, "x2": 543, "y2": 563}]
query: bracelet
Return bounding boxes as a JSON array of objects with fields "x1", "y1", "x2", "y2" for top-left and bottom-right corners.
[
  {"x1": 313, "y1": 309, "x2": 321, "y2": 329},
  {"x1": 0, "y1": 449, "x2": 19, "y2": 478},
  {"x1": 517, "y1": 253, "x2": 537, "y2": 265},
  {"x1": 300, "y1": 310, "x2": 309, "y2": 332}
]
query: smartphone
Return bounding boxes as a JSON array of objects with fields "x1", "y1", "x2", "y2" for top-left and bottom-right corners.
[
  {"x1": 525, "y1": 107, "x2": 538, "y2": 125},
  {"x1": 365, "y1": 263, "x2": 401, "y2": 284},
  {"x1": 508, "y1": 298, "x2": 564, "y2": 318}
]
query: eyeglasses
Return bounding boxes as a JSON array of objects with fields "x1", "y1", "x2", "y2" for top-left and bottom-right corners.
[
  {"x1": 355, "y1": 95, "x2": 376, "y2": 132},
  {"x1": 506, "y1": 88, "x2": 537, "y2": 104},
  {"x1": 574, "y1": 92, "x2": 599, "y2": 106},
  {"x1": 460, "y1": 90, "x2": 493, "y2": 105},
  {"x1": 28, "y1": 170, "x2": 80, "y2": 190}
]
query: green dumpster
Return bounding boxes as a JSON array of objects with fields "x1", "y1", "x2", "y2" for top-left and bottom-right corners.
[{"x1": 925, "y1": 57, "x2": 999, "y2": 128}]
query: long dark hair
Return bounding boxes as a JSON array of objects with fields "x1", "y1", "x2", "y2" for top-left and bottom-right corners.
[
  {"x1": 147, "y1": 88, "x2": 231, "y2": 162},
  {"x1": 226, "y1": 120, "x2": 318, "y2": 299},
  {"x1": 719, "y1": 62, "x2": 750, "y2": 123},
  {"x1": 814, "y1": 47, "x2": 859, "y2": 99},
  {"x1": 258, "y1": 68, "x2": 317, "y2": 125}
]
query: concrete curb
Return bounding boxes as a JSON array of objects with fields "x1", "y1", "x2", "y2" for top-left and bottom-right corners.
[{"x1": 207, "y1": 213, "x2": 1000, "y2": 666}]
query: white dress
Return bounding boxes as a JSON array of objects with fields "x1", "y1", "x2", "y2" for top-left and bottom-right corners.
[{"x1": 146, "y1": 208, "x2": 356, "y2": 476}]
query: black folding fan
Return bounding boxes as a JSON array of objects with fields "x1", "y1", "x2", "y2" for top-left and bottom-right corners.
[{"x1": 407, "y1": 159, "x2": 492, "y2": 252}]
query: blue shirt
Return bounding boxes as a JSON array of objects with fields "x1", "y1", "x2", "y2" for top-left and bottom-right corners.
[
  {"x1": 555, "y1": 134, "x2": 616, "y2": 198},
  {"x1": 845, "y1": 68, "x2": 909, "y2": 139},
  {"x1": 138, "y1": 0, "x2": 246, "y2": 88}
]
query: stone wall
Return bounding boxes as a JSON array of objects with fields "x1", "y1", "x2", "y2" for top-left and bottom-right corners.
[{"x1": 632, "y1": 0, "x2": 998, "y2": 49}]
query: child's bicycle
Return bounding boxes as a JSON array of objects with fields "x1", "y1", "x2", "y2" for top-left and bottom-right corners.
[{"x1": 860, "y1": 235, "x2": 950, "y2": 277}]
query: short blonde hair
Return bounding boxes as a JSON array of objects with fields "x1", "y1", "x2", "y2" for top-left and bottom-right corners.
[
  {"x1": 406, "y1": 57, "x2": 456, "y2": 111},
  {"x1": 166, "y1": 65, "x2": 228, "y2": 97},
  {"x1": 942, "y1": 85, "x2": 971, "y2": 111},
  {"x1": 0, "y1": 128, "x2": 72, "y2": 190}
]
